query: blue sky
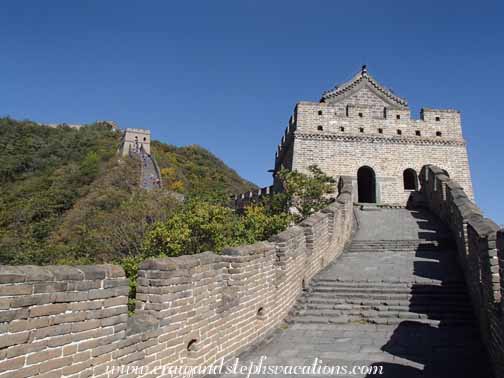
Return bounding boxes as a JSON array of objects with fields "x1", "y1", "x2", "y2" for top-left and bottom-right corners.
[{"x1": 1, "y1": 1, "x2": 503, "y2": 224}]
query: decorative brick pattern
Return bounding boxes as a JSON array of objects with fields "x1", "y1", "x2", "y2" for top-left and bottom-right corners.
[{"x1": 0, "y1": 178, "x2": 354, "y2": 378}]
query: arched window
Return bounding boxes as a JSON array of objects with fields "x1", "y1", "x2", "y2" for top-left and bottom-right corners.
[
  {"x1": 403, "y1": 169, "x2": 418, "y2": 190},
  {"x1": 357, "y1": 166, "x2": 376, "y2": 203}
]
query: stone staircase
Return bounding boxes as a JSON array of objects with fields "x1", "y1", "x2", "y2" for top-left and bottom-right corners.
[
  {"x1": 290, "y1": 208, "x2": 476, "y2": 327},
  {"x1": 130, "y1": 149, "x2": 162, "y2": 190},
  {"x1": 140, "y1": 152, "x2": 161, "y2": 190},
  {"x1": 217, "y1": 207, "x2": 492, "y2": 378},
  {"x1": 292, "y1": 267, "x2": 475, "y2": 327}
]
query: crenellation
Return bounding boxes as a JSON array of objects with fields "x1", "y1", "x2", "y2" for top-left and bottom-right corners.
[{"x1": 294, "y1": 101, "x2": 463, "y2": 140}]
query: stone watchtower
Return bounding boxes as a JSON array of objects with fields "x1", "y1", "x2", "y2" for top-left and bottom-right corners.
[
  {"x1": 121, "y1": 128, "x2": 151, "y2": 156},
  {"x1": 274, "y1": 66, "x2": 473, "y2": 205}
]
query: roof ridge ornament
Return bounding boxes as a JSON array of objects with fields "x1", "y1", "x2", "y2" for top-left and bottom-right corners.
[{"x1": 320, "y1": 66, "x2": 408, "y2": 107}]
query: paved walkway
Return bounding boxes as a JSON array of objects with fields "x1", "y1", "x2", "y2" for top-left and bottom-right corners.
[
  {"x1": 134, "y1": 151, "x2": 161, "y2": 190},
  {"x1": 212, "y1": 208, "x2": 491, "y2": 378},
  {"x1": 353, "y1": 208, "x2": 451, "y2": 241}
]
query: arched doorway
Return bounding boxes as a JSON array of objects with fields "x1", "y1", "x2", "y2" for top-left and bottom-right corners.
[
  {"x1": 403, "y1": 168, "x2": 418, "y2": 190},
  {"x1": 357, "y1": 166, "x2": 376, "y2": 203}
]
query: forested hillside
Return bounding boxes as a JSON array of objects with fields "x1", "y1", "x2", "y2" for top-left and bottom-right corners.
[
  {"x1": 0, "y1": 118, "x2": 256, "y2": 265},
  {"x1": 153, "y1": 141, "x2": 256, "y2": 198}
]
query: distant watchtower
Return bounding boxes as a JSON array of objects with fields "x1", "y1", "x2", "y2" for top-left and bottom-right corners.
[
  {"x1": 121, "y1": 128, "x2": 151, "y2": 156},
  {"x1": 274, "y1": 66, "x2": 473, "y2": 206}
]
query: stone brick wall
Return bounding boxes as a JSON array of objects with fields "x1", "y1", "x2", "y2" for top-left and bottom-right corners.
[
  {"x1": 296, "y1": 102, "x2": 463, "y2": 140},
  {"x1": 0, "y1": 265, "x2": 129, "y2": 378},
  {"x1": 289, "y1": 101, "x2": 473, "y2": 206},
  {"x1": 420, "y1": 165, "x2": 504, "y2": 378},
  {"x1": 293, "y1": 134, "x2": 473, "y2": 205},
  {"x1": 274, "y1": 112, "x2": 297, "y2": 174},
  {"x1": 0, "y1": 178, "x2": 354, "y2": 378}
]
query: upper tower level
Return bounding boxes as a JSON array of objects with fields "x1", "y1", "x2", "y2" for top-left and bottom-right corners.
[
  {"x1": 291, "y1": 66, "x2": 463, "y2": 141},
  {"x1": 321, "y1": 65, "x2": 408, "y2": 116}
]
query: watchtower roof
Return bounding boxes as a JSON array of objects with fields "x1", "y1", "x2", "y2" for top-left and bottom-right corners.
[{"x1": 320, "y1": 65, "x2": 408, "y2": 108}]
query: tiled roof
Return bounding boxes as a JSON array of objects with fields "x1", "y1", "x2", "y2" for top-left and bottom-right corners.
[{"x1": 321, "y1": 66, "x2": 408, "y2": 108}]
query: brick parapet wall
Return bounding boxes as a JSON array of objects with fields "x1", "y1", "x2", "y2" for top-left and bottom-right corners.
[
  {"x1": 0, "y1": 265, "x2": 129, "y2": 378},
  {"x1": 498, "y1": 230, "x2": 504, "y2": 316},
  {"x1": 295, "y1": 102, "x2": 463, "y2": 140},
  {"x1": 233, "y1": 185, "x2": 275, "y2": 209},
  {"x1": 274, "y1": 110, "x2": 298, "y2": 173},
  {"x1": 420, "y1": 165, "x2": 504, "y2": 378},
  {"x1": 0, "y1": 178, "x2": 354, "y2": 378}
]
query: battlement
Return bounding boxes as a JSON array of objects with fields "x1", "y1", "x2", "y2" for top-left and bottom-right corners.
[
  {"x1": 274, "y1": 111, "x2": 297, "y2": 172},
  {"x1": 124, "y1": 127, "x2": 150, "y2": 136},
  {"x1": 294, "y1": 101, "x2": 463, "y2": 140},
  {"x1": 233, "y1": 185, "x2": 275, "y2": 208},
  {"x1": 41, "y1": 120, "x2": 119, "y2": 131}
]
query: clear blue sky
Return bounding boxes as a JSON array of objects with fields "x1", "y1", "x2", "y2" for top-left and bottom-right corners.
[{"x1": 1, "y1": 1, "x2": 503, "y2": 225}]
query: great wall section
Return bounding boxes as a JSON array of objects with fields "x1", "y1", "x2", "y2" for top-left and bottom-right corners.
[
  {"x1": 1, "y1": 167, "x2": 504, "y2": 377},
  {"x1": 2, "y1": 68, "x2": 504, "y2": 377}
]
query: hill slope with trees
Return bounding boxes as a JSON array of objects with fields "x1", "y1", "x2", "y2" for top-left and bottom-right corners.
[{"x1": 0, "y1": 118, "x2": 256, "y2": 265}]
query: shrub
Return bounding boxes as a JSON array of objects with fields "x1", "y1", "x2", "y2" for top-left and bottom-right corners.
[{"x1": 275, "y1": 165, "x2": 336, "y2": 219}]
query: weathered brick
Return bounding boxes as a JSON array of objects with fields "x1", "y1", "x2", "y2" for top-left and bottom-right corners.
[
  {"x1": 103, "y1": 279, "x2": 129, "y2": 289},
  {"x1": 6, "y1": 340, "x2": 48, "y2": 358},
  {"x1": 8, "y1": 317, "x2": 50, "y2": 332},
  {"x1": 29, "y1": 303, "x2": 67, "y2": 317},
  {"x1": 33, "y1": 282, "x2": 68, "y2": 294},
  {"x1": 0, "y1": 331, "x2": 29, "y2": 349},
  {"x1": 88, "y1": 287, "x2": 128, "y2": 300},
  {"x1": 26, "y1": 347, "x2": 62, "y2": 365},
  {"x1": 0, "y1": 284, "x2": 33, "y2": 296},
  {"x1": 11, "y1": 293, "x2": 52, "y2": 308},
  {"x1": 0, "y1": 364, "x2": 38, "y2": 378},
  {"x1": 0, "y1": 356, "x2": 25, "y2": 373},
  {"x1": 34, "y1": 324, "x2": 72, "y2": 340},
  {"x1": 38, "y1": 356, "x2": 72, "y2": 374},
  {"x1": 71, "y1": 319, "x2": 100, "y2": 333}
]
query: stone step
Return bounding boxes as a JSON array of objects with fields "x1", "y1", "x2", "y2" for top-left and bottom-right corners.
[
  {"x1": 295, "y1": 309, "x2": 474, "y2": 320},
  {"x1": 291, "y1": 315, "x2": 475, "y2": 327},
  {"x1": 346, "y1": 246, "x2": 450, "y2": 251},
  {"x1": 306, "y1": 291, "x2": 469, "y2": 302},
  {"x1": 295, "y1": 308, "x2": 475, "y2": 320},
  {"x1": 302, "y1": 297, "x2": 471, "y2": 307},
  {"x1": 310, "y1": 286, "x2": 469, "y2": 295},
  {"x1": 299, "y1": 299, "x2": 472, "y2": 312},
  {"x1": 349, "y1": 240, "x2": 448, "y2": 245},
  {"x1": 348, "y1": 241, "x2": 446, "y2": 244},
  {"x1": 346, "y1": 248, "x2": 454, "y2": 254},
  {"x1": 347, "y1": 242, "x2": 452, "y2": 247},
  {"x1": 301, "y1": 302, "x2": 474, "y2": 313},
  {"x1": 311, "y1": 279, "x2": 466, "y2": 287},
  {"x1": 347, "y1": 245, "x2": 447, "y2": 248},
  {"x1": 346, "y1": 245, "x2": 450, "y2": 249}
]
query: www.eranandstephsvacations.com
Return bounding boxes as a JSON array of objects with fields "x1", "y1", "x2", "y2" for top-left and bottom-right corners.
[{"x1": 106, "y1": 357, "x2": 384, "y2": 377}]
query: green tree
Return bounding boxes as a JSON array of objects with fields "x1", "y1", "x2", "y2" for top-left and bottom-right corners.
[{"x1": 274, "y1": 165, "x2": 336, "y2": 219}]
